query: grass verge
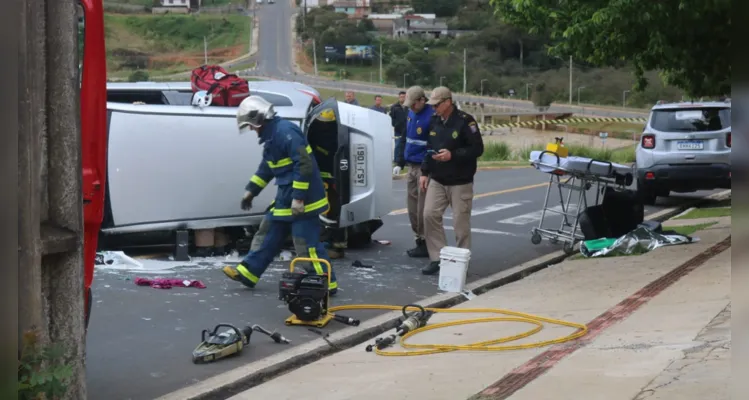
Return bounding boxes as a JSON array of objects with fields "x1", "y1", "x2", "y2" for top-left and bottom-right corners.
[
  {"x1": 315, "y1": 88, "x2": 398, "y2": 107},
  {"x1": 674, "y1": 207, "x2": 731, "y2": 220},
  {"x1": 666, "y1": 222, "x2": 718, "y2": 236},
  {"x1": 481, "y1": 141, "x2": 636, "y2": 164}
]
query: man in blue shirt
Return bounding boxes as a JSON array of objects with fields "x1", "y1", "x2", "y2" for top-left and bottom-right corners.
[{"x1": 394, "y1": 86, "x2": 434, "y2": 258}]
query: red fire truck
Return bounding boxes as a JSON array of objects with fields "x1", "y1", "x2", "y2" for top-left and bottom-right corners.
[{"x1": 78, "y1": 0, "x2": 107, "y2": 328}]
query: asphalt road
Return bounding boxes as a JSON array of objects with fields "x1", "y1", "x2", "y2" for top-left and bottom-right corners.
[
  {"x1": 85, "y1": 167, "x2": 715, "y2": 400},
  {"x1": 244, "y1": 1, "x2": 648, "y2": 119}
]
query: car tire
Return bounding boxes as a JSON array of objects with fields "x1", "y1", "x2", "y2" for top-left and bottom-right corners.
[{"x1": 637, "y1": 181, "x2": 658, "y2": 206}]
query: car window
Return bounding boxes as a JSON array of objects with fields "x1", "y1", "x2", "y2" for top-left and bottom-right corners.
[{"x1": 650, "y1": 107, "x2": 731, "y2": 132}]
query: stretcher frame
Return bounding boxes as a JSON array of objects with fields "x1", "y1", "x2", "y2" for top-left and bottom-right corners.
[{"x1": 529, "y1": 151, "x2": 633, "y2": 254}]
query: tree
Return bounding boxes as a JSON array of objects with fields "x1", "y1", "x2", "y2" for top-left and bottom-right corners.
[
  {"x1": 489, "y1": 0, "x2": 730, "y2": 97},
  {"x1": 128, "y1": 70, "x2": 149, "y2": 82},
  {"x1": 531, "y1": 82, "x2": 553, "y2": 109}
]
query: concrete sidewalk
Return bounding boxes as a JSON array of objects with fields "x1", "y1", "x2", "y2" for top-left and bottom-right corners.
[{"x1": 228, "y1": 224, "x2": 731, "y2": 400}]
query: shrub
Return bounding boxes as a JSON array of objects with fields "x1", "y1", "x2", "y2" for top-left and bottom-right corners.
[
  {"x1": 480, "y1": 141, "x2": 513, "y2": 161},
  {"x1": 18, "y1": 331, "x2": 73, "y2": 400}
]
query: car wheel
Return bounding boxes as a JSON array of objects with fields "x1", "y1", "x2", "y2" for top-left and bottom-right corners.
[{"x1": 637, "y1": 182, "x2": 657, "y2": 206}]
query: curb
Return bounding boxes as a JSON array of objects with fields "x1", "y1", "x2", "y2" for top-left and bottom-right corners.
[{"x1": 155, "y1": 190, "x2": 730, "y2": 400}]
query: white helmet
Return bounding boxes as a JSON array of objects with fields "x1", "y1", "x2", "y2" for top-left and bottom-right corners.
[
  {"x1": 236, "y1": 95, "x2": 276, "y2": 133},
  {"x1": 191, "y1": 90, "x2": 213, "y2": 108}
]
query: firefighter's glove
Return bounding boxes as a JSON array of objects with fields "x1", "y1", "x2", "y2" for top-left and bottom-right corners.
[
  {"x1": 240, "y1": 191, "x2": 254, "y2": 211},
  {"x1": 291, "y1": 199, "x2": 305, "y2": 216}
]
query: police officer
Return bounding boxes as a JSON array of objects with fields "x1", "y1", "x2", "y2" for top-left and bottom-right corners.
[
  {"x1": 419, "y1": 86, "x2": 484, "y2": 275},
  {"x1": 394, "y1": 86, "x2": 434, "y2": 258},
  {"x1": 308, "y1": 108, "x2": 347, "y2": 259},
  {"x1": 223, "y1": 96, "x2": 338, "y2": 294},
  {"x1": 390, "y1": 91, "x2": 408, "y2": 163}
]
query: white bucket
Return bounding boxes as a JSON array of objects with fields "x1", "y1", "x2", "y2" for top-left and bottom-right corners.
[{"x1": 438, "y1": 246, "x2": 471, "y2": 293}]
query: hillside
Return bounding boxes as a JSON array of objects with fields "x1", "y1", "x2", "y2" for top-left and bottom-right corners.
[
  {"x1": 296, "y1": 4, "x2": 688, "y2": 109},
  {"x1": 105, "y1": 13, "x2": 251, "y2": 78}
]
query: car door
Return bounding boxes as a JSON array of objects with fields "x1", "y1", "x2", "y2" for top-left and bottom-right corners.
[{"x1": 304, "y1": 98, "x2": 392, "y2": 228}]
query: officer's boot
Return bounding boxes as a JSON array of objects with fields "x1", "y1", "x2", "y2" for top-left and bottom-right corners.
[
  {"x1": 406, "y1": 238, "x2": 429, "y2": 258},
  {"x1": 222, "y1": 262, "x2": 256, "y2": 289},
  {"x1": 421, "y1": 260, "x2": 440, "y2": 275}
]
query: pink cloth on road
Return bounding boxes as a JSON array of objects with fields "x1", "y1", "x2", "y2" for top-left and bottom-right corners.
[{"x1": 134, "y1": 277, "x2": 207, "y2": 289}]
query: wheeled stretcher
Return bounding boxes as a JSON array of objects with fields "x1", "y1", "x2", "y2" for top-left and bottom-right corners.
[{"x1": 528, "y1": 150, "x2": 634, "y2": 254}]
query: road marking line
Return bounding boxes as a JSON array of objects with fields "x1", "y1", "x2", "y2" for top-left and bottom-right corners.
[
  {"x1": 444, "y1": 226, "x2": 518, "y2": 237},
  {"x1": 388, "y1": 182, "x2": 548, "y2": 215},
  {"x1": 445, "y1": 202, "x2": 525, "y2": 220},
  {"x1": 476, "y1": 236, "x2": 732, "y2": 400},
  {"x1": 497, "y1": 205, "x2": 579, "y2": 225},
  {"x1": 397, "y1": 223, "x2": 517, "y2": 237}
]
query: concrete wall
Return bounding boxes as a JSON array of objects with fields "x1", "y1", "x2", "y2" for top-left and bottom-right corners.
[
  {"x1": 152, "y1": 6, "x2": 190, "y2": 14},
  {"x1": 18, "y1": 0, "x2": 86, "y2": 398}
]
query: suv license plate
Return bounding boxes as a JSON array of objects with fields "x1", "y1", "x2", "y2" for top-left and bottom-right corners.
[
  {"x1": 353, "y1": 144, "x2": 367, "y2": 187},
  {"x1": 676, "y1": 140, "x2": 704, "y2": 150}
]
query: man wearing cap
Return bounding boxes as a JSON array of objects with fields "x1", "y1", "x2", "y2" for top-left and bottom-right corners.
[
  {"x1": 393, "y1": 86, "x2": 433, "y2": 258},
  {"x1": 419, "y1": 86, "x2": 484, "y2": 275}
]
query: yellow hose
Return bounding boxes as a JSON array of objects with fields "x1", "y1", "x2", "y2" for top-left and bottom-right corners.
[{"x1": 328, "y1": 304, "x2": 588, "y2": 356}]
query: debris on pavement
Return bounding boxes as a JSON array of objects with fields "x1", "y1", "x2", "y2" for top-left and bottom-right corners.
[
  {"x1": 134, "y1": 277, "x2": 207, "y2": 289},
  {"x1": 580, "y1": 226, "x2": 698, "y2": 258},
  {"x1": 374, "y1": 240, "x2": 391, "y2": 245},
  {"x1": 351, "y1": 260, "x2": 374, "y2": 269},
  {"x1": 96, "y1": 251, "x2": 143, "y2": 268}
]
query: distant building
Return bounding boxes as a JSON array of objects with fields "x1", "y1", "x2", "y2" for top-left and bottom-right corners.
[
  {"x1": 159, "y1": 0, "x2": 189, "y2": 7},
  {"x1": 393, "y1": 16, "x2": 448, "y2": 39},
  {"x1": 332, "y1": 0, "x2": 371, "y2": 18}
]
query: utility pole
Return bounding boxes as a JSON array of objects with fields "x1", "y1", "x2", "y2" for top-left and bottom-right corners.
[
  {"x1": 312, "y1": 39, "x2": 318, "y2": 75},
  {"x1": 462, "y1": 48, "x2": 467, "y2": 93},
  {"x1": 519, "y1": 39, "x2": 524, "y2": 72},
  {"x1": 204, "y1": 36, "x2": 208, "y2": 65},
  {"x1": 568, "y1": 55, "x2": 573, "y2": 104},
  {"x1": 249, "y1": 8, "x2": 255, "y2": 55},
  {"x1": 379, "y1": 43, "x2": 383, "y2": 84}
]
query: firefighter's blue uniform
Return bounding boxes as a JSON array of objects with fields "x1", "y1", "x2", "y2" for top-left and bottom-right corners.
[{"x1": 229, "y1": 116, "x2": 338, "y2": 291}]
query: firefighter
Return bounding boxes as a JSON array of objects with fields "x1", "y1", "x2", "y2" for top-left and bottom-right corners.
[
  {"x1": 222, "y1": 96, "x2": 338, "y2": 294},
  {"x1": 308, "y1": 108, "x2": 347, "y2": 259}
]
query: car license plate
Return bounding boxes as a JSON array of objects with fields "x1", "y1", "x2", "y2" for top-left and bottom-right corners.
[
  {"x1": 353, "y1": 144, "x2": 367, "y2": 187},
  {"x1": 676, "y1": 140, "x2": 704, "y2": 150}
]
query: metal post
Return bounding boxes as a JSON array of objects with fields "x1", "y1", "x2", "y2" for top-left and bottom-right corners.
[
  {"x1": 249, "y1": 8, "x2": 255, "y2": 55},
  {"x1": 462, "y1": 48, "x2": 467, "y2": 93},
  {"x1": 312, "y1": 39, "x2": 318, "y2": 75},
  {"x1": 577, "y1": 86, "x2": 585, "y2": 105},
  {"x1": 480, "y1": 79, "x2": 488, "y2": 96},
  {"x1": 440, "y1": 76, "x2": 445, "y2": 86},
  {"x1": 568, "y1": 55, "x2": 573, "y2": 104},
  {"x1": 379, "y1": 43, "x2": 382, "y2": 84},
  {"x1": 623, "y1": 90, "x2": 630, "y2": 108},
  {"x1": 403, "y1": 73, "x2": 409, "y2": 88}
]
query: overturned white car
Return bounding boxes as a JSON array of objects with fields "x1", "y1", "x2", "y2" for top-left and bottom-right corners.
[{"x1": 102, "y1": 80, "x2": 392, "y2": 251}]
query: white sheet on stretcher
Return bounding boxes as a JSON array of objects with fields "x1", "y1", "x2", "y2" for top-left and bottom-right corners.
[{"x1": 529, "y1": 150, "x2": 632, "y2": 177}]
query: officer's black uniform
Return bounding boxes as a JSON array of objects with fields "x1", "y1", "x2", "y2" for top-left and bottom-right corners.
[
  {"x1": 420, "y1": 106, "x2": 484, "y2": 185},
  {"x1": 390, "y1": 102, "x2": 408, "y2": 164}
]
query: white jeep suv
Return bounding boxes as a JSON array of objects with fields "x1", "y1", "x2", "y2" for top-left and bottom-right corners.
[{"x1": 635, "y1": 100, "x2": 731, "y2": 205}]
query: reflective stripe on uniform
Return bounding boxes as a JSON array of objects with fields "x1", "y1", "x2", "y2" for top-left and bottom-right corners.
[
  {"x1": 293, "y1": 181, "x2": 309, "y2": 190},
  {"x1": 320, "y1": 172, "x2": 333, "y2": 179},
  {"x1": 236, "y1": 264, "x2": 259, "y2": 284},
  {"x1": 308, "y1": 248, "x2": 325, "y2": 275},
  {"x1": 314, "y1": 146, "x2": 329, "y2": 156},
  {"x1": 406, "y1": 138, "x2": 427, "y2": 146},
  {"x1": 267, "y1": 145, "x2": 313, "y2": 169},
  {"x1": 272, "y1": 197, "x2": 329, "y2": 217},
  {"x1": 250, "y1": 175, "x2": 268, "y2": 188}
]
